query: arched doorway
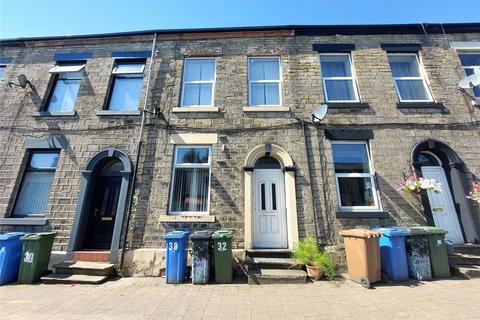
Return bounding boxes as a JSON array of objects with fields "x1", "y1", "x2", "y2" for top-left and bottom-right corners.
[
  {"x1": 244, "y1": 144, "x2": 299, "y2": 250},
  {"x1": 68, "y1": 148, "x2": 132, "y2": 261},
  {"x1": 412, "y1": 140, "x2": 479, "y2": 244}
]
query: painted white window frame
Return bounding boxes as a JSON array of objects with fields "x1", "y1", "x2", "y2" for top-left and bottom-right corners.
[
  {"x1": 108, "y1": 60, "x2": 145, "y2": 111},
  {"x1": 180, "y1": 57, "x2": 217, "y2": 108},
  {"x1": 319, "y1": 53, "x2": 360, "y2": 103},
  {"x1": 388, "y1": 53, "x2": 433, "y2": 103},
  {"x1": 458, "y1": 52, "x2": 480, "y2": 100},
  {"x1": 169, "y1": 145, "x2": 212, "y2": 216},
  {"x1": 248, "y1": 56, "x2": 282, "y2": 107},
  {"x1": 332, "y1": 141, "x2": 380, "y2": 212}
]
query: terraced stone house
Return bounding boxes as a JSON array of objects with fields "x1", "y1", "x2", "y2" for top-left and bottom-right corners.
[{"x1": 0, "y1": 23, "x2": 479, "y2": 280}]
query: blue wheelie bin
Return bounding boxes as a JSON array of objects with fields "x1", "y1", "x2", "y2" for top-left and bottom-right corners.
[
  {"x1": 373, "y1": 227, "x2": 409, "y2": 281},
  {"x1": 0, "y1": 232, "x2": 27, "y2": 285},
  {"x1": 164, "y1": 231, "x2": 190, "y2": 284}
]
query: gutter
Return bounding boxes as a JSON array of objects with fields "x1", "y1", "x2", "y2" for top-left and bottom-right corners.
[{"x1": 119, "y1": 33, "x2": 157, "y2": 271}]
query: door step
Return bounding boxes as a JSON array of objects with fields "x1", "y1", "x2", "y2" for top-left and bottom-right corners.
[
  {"x1": 450, "y1": 264, "x2": 480, "y2": 279},
  {"x1": 451, "y1": 244, "x2": 480, "y2": 256},
  {"x1": 245, "y1": 249, "x2": 292, "y2": 258},
  {"x1": 246, "y1": 257, "x2": 301, "y2": 270},
  {"x1": 448, "y1": 253, "x2": 480, "y2": 266},
  {"x1": 41, "y1": 273, "x2": 108, "y2": 285},
  {"x1": 248, "y1": 268, "x2": 307, "y2": 284},
  {"x1": 73, "y1": 251, "x2": 110, "y2": 262}
]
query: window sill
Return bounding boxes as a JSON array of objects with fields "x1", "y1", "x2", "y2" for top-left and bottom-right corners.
[
  {"x1": 0, "y1": 217, "x2": 48, "y2": 226},
  {"x1": 396, "y1": 102, "x2": 445, "y2": 109},
  {"x1": 327, "y1": 102, "x2": 370, "y2": 109},
  {"x1": 243, "y1": 106, "x2": 289, "y2": 112},
  {"x1": 32, "y1": 111, "x2": 76, "y2": 117},
  {"x1": 336, "y1": 211, "x2": 389, "y2": 219},
  {"x1": 172, "y1": 107, "x2": 219, "y2": 113},
  {"x1": 158, "y1": 215, "x2": 216, "y2": 223},
  {"x1": 96, "y1": 110, "x2": 141, "y2": 116}
]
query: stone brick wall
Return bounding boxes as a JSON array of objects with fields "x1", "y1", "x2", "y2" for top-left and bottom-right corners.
[{"x1": 1, "y1": 29, "x2": 479, "y2": 271}]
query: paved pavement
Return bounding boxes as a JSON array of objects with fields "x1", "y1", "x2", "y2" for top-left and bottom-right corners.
[{"x1": 0, "y1": 277, "x2": 479, "y2": 320}]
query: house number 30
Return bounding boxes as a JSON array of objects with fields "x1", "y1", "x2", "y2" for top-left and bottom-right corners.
[
  {"x1": 168, "y1": 241, "x2": 179, "y2": 251},
  {"x1": 217, "y1": 242, "x2": 227, "y2": 251}
]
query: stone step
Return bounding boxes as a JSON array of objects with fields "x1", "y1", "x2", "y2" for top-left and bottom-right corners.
[
  {"x1": 41, "y1": 273, "x2": 108, "y2": 285},
  {"x1": 448, "y1": 253, "x2": 480, "y2": 265},
  {"x1": 53, "y1": 261, "x2": 115, "y2": 276},
  {"x1": 246, "y1": 257, "x2": 300, "y2": 270},
  {"x1": 248, "y1": 268, "x2": 307, "y2": 285},
  {"x1": 450, "y1": 264, "x2": 480, "y2": 279},
  {"x1": 451, "y1": 244, "x2": 480, "y2": 256},
  {"x1": 245, "y1": 249, "x2": 292, "y2": 259}
]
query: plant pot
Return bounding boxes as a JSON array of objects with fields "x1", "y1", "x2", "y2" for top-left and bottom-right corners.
[{"x1": 306, "y1": 265, "x2": 323, "y2": 281}]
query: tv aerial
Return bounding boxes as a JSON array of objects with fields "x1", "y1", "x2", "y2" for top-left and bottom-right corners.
[
  {"x1": 458, "y1": 73, "x2": 480, "y2": 89},
  {"x1": 311, "y1": 104, "x2": 329, "y2": 124}
]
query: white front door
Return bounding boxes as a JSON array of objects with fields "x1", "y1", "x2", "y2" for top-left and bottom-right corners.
[
  {"x1": 253, "y1": 169, "x2": 287, "y2": 248},
  {"x1": 421, "y1": 166, "x2": 464, "y2": 244}
]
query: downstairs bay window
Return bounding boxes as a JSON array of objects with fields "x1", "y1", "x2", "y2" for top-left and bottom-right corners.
[
  {"x1": 169, "y1": 146, "x2": 211, "y2": 215},
  {"x1": 331, "y1": 141, "x2": 379, "y2": 211}
]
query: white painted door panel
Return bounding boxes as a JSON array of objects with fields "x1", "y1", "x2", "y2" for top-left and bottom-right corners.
[
  {"x1": 421, "y1": 166, "x2": 464, "y2": 244},
  {"x1": 253, "y1": 169, "x2": 287, "y2": 248}
]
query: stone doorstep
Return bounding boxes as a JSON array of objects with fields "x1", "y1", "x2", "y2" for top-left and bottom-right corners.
[
  {"x1": 245, "y1": 249, "x2": 292, "y2": 258},
  {"x1": 53, "y1": 261, "x2": 115, "y2": 276},
  {"x1": 73, "y1": 251, "x2": 110, "y2": 263},
  {"x1": 246, "y1": 257, "x2": 300, "y2": 270},
  {"x1": 450, "y1": 264, "x2": 480, "y2": 279},
  {"x1": 41, "y1": 273, "x2": 108, "y2": 285},
  {"x1": 451, "y1": 244, "x2": 480, "y2": 255},
  {"x1": 248, "y1": 268, "x2": 307, "y2": 285},
  {"x1": 448, "y1": 253, "x2": 480, "y2": 265}
]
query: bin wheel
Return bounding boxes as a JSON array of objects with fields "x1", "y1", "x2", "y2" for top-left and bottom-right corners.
[{"x1": 360, "y1": 277, "x2": 371, "y2": 289}]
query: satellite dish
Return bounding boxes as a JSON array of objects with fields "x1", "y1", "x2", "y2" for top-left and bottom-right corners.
[
  {"x1": 311, "y1": 104, "x2": 328, "y2": 124},
  {"x1": 459, "y1": 73, "x2": 480, "y2": 89},
  {"x1": 18, "y1": 74, "x2": 29, "y2": 89}
]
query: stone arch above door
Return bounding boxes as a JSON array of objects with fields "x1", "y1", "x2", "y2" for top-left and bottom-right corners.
[
  {"x1": 411, "y1": 139, "x2": 479, "y2": 243},
  {"x1": 244, "y1": 143, "x2": 299, "y2": 250}
]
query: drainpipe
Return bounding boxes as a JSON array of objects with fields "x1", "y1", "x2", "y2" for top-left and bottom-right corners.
[{"x1": 120, "y1": 33, "x2": 157, "y2": 270}]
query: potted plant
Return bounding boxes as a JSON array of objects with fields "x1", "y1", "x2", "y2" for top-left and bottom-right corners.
[
  {"x1": 395, "y1": 175, "x2": 442, "y2": 195},
  {"x1": 466, "y1": 182, "x2": 480, "y2": 206},
  {"x1": 292, "y1": 237, "x2": 337, "y2": 281}
]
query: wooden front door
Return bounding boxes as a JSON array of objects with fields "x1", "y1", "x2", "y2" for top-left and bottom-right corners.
[{"x1": 84, "y1": 176, "x2": 122, "y2": 249}]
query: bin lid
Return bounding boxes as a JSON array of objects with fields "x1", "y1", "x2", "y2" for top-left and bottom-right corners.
[
  {"x1": 212, "y1": 229, "x2": 233, "y2": 239},
  {"x1": 404, "y1": 227, "x2": 429, "y2": 236},
  {"x1": 410, "y1": 226, "x2": 447, "y2": 234},
  {"x1": 372, "y1": 227, "x2": 409, "y2": 237},
  {"x1": 339, "y1": 228, "x2": 382, "y2": 238},
  {"x1": 163, "y1": 230, "x2": 190, "y2": 240},
  {"x1": 190, "y1": 230, "x2": 213, "y2": 240},
  {"x1": 0, "y1": 232, "x2": 27, "y2": 241},
  {"x1": 20, "y1": 232, "x2": 56, "y2": 241}
]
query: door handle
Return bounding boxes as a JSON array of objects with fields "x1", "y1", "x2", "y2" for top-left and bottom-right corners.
[
  {"x1": 94, "y1": 208, "x2": 99, "y2": 217},
  {"x1": 432, "y1": 207, "x2": 444, "y2": 213}
]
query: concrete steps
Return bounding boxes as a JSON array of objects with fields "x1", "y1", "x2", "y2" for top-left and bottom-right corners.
[
  {"x1": 448, "y1": 253, "x2": 480, "y2": 266},
  {"x1": 246, "y1": 250, "x2": 307, "y2": 285},
  {"x1": 450, "y1": 264, "x2": 480, "y2": 279},
  {"x1": 448, "y1": 244, "x2": 480, "y2": 279},
  {"x1": 41, "y1": 261, "x2": 115, "y2": 285},
  {"x1": 450, "y1": 244, "x2": 480, "y2": 255}
]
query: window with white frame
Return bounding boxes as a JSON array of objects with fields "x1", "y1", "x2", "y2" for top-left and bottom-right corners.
[
  {"x1": 0, "y1": 65, "x2": 7, "y2": 80},
  {"x1": 12, "y1": 151, "x2": 60, "y2": 216},
  {"x1": 248, "y1": 57, "x2": 281, "y2": 106},
  {"x1": 169, "y1": 146, "x2": 211, "y2": 215},
  {"x1": 387, "y1": 54, "x2": 433, "y2": 102},
  {"x1": 331, "y1": 141, "x2": 379, "y2": 211},
  {"x1": 458, "y1": 53, "x2": 480, "y2": 99},
  {"x1": 47, "y1": 63, "x2": 85, "y2": 112},
  {"x1": 108, "y1": 60, "x2": 145, "y2": 111},
  {"x1": 181, "y1": 58, "x2": 216, "y2": 107},
  {"x1": 320, "y1": 54, "x2": 359, "y2": 102}
]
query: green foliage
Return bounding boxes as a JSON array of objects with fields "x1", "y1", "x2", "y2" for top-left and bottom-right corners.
[{"x1": 293, "y1": 237, "x2": 337, "y2": 280}]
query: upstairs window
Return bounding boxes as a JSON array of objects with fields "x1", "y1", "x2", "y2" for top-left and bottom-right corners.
[
  {"x1": 320, "y1": 54, "x2": 359, "y2": 102},
  {"x1": 331, "y1": 142, "x2": 379, "y2": 211},
  {"x1": 388, "y1": 54, "x2": 433, "y2": 102},
  {"x1": 12, "y1": 151, "x2": 60, "y2": 216},
  {"x1": 459, "y1": 53, "x2": 480, "y2": 99},
  {"x1": 169, "y1": 146, "x2": 211, "y2": 215},
  {"x1": 181, "y1": 58, "x2": 216, "y2": 107},
  {"x1": 108, "y1": 61, "x2": 145, "y2": 111},
  {"x1": 248, "y1": 57, "x2": 281, "y2": 106},
  {"x1": 0, "y1": 65, "x2": 6, "y2": 80},
  {"x1": 47, "y1": 63, "x2": 85, "y2": 112}
]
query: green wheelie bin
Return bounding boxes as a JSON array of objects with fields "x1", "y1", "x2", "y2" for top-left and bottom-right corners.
[
  {"x1": 18, "y1": 232, "x2": 56, "y2": 284},
  {"x1": 212, "y1": 230, "x2": 233, "y2": 283},
  {"x1": 411, "y1": 226, "x2": 450, "y2": 278}
]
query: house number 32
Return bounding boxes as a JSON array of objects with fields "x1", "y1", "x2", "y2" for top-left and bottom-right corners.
[
  {"x1": 168, "y1": 241, "x2": 179, "y2": 251},
  {"x1": 217, "y1": 242, "x2": 227, "y2": 251}
]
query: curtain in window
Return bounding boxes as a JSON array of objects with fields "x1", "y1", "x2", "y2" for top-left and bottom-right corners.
[
  {"x1": 395, "y1": 80, "x2": 429, "y2": 101},
  {"x1": 171, "y1": 168, "x2": 209, "y2": 212},
  {"x1": 182, "y1": 59, "x2": 215, "y2": 106},
  {"x1": 321, "y1": 55, "x2": 356, "y2": 101},
  {"x1": 48, "y1": 79, "x2": 81, "y2": 112},
  {"x1": 183, "y1": 83, "x2": 213, "y2": 106},
  {"x1": 249, "y1": 59, "x2": 280, "y2": 105},
  {"x1": 13, "y1": 172, "x2": 54, "y2": 216},
  {"x1": 389, "y1": 55, "x2": 429, "y2": 101},
  {"x1": 321, "y1": 56, "x2": 351, "y2": 77},
  {"x1": 109, "y1": 77, "x2": 142, "y2": 110},
  {"x1": 324, "y1": 80, "x2": 355, "y2": 101}
]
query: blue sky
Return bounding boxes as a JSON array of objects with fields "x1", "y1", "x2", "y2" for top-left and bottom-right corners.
[{"x1": 1, "y1": 0, "x2": 479, "y2": 39}]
